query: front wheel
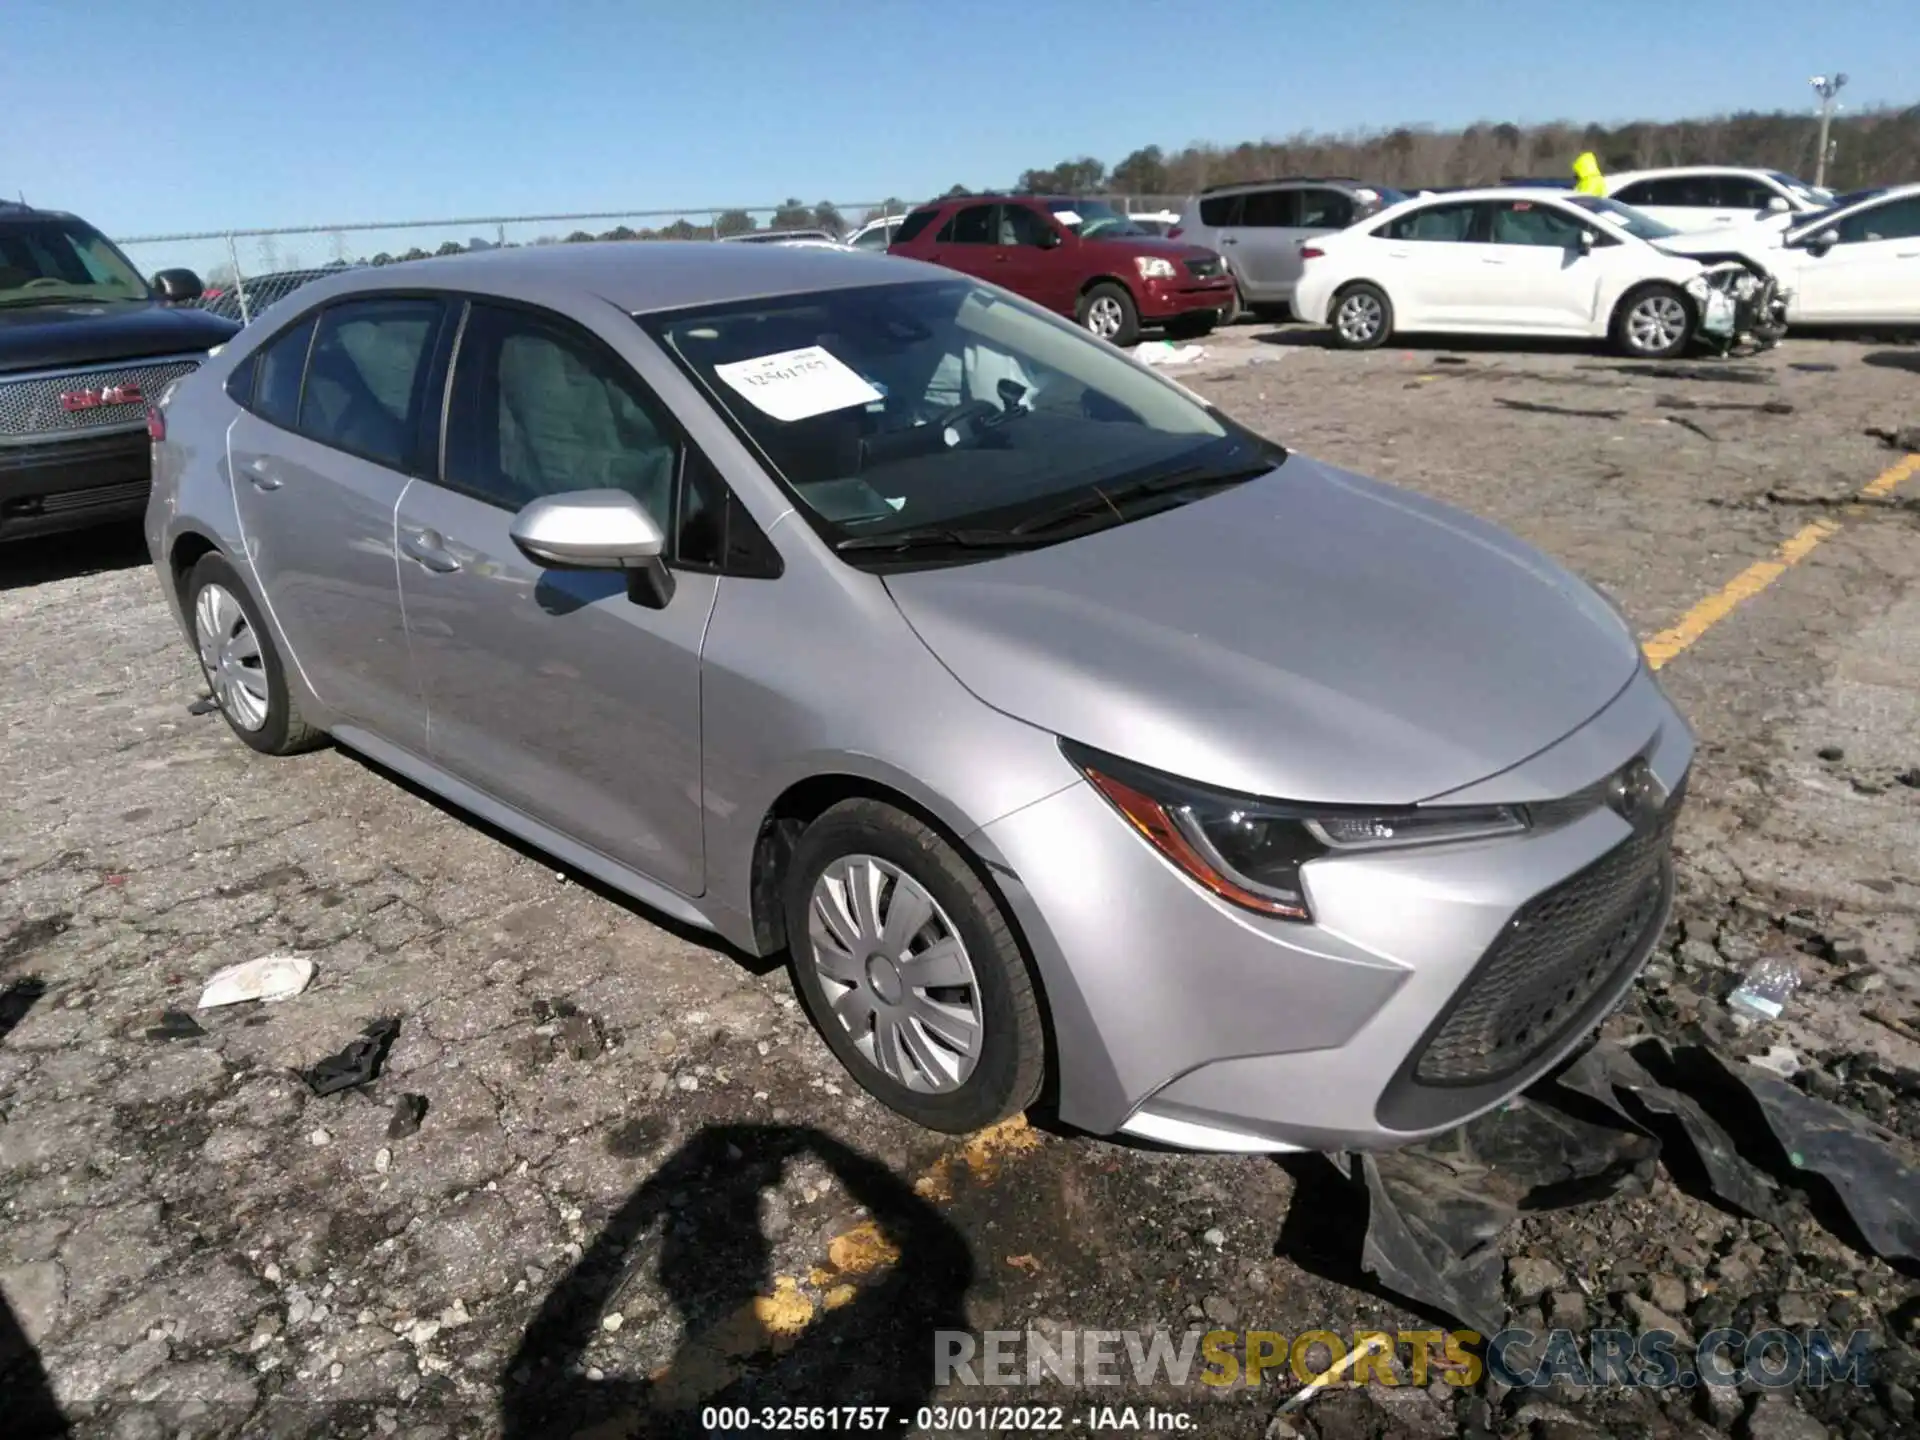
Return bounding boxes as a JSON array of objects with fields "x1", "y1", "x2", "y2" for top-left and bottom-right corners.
[
  {"x1": 783, "y1": 800, "x2": 1046, "y2": 1134},
  {"x1": 1078, "y1": 282, "x2": 1140, "y2": 347},
  {"x1": 1612, "y1": 284, "x2": 1693, "y2": 359},
  {"x1": 1328, "y1": 283, "x2": 1392, "y2": 349}
]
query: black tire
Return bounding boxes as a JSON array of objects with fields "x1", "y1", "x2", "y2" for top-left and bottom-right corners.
[
  {"x1": 1611, "y1": 282, "x2": 1694, "y2": 360},
  {"x1": 1165, "y1": 311, "x2": 1216, "y2": 340},
  {"x1": 1216, "y1": 282, "x2": 1245, "y2": 327},
  {"x1": 1327, "y1": 282, "x2": 1393, "y2": 349},
  {"x1": 186, "y1": 551, "x2": 325, "y2": 756},
  {"x1": 1077, "y1": 281, "x2": 1140, "y2": 347},
  {"x1": 783, "y1": 799, "x2": 1046, "y2": 1133}
]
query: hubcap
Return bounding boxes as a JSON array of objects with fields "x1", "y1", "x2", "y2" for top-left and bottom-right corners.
[
  {"x1": 1629, "y1": 294, "x2": 1687, "y2": 353},
  {"x1": 807, "y1": 855, "x2": 983, "y2": 1093},
  {"x1": 1336, "y1": 292, "x2": 1383, "y2": 342},
  {"x1": 193, "y1": 583, "x2": 269, "y2": 732},
  {"x1": 1086, "y1": 296, "x2": 1124, "y2": 339}
]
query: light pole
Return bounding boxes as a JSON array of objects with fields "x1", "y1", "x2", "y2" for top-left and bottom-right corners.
[{"x1": 1810, "y1": 73, "x2": 1848, "y2": 189}]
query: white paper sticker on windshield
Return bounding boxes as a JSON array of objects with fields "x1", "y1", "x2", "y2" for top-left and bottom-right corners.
[
  {"x1": 1052, "y1": 210, "x2": 1082, "y2": 226},
  {"x1": 713, "y1": 346, "x2": 882, "y2": 423}
]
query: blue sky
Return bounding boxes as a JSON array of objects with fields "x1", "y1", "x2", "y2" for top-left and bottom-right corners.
[{"x1": 5, "y1": 0, "x2": 1913, "y2": 240}]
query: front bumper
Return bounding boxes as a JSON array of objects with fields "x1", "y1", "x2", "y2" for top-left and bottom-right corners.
[
  {"x1": 975, "y1": 665, "x2": 1692, "y2": 1152},
  {"x1": 0, "y1": 428, "x2": 150, "y2": 542},
  {"x1": 1138, "y1": 272, "x2": 1237, "y2": 320}
]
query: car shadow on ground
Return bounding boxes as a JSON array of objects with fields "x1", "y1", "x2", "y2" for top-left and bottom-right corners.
[
  {"x1": 0, "y1": 522, "x2": 150, "y2": 594},
  {"x1": 499, "y1": 1123, "x2": 973, "y2": 1438},
  {"x1": 1862, "y1": 349, "x2": 1920, "y2": 375},
  {"x1": 0, "y1": 976, "x2": 70, "y2": 1439}
]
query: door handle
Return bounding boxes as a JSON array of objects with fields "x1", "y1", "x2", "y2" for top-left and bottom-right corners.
[
  {"x1": 1480, "y1": 257, "x2": 1508, "y2": 264},
  {"x1": 1386, "y1": 250, "x2": 1410, "y2": 260},
  {"x1": 400, "y1": 529, "x2": 461, "y2": 574},
  {"x1": 242, "y1": 459, "x2": 282, "y2": 491}
]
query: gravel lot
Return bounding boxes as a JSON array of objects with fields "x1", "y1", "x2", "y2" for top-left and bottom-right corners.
[{"x1": 3, "y1": 325, "x2": 1918, "y2": 1440}]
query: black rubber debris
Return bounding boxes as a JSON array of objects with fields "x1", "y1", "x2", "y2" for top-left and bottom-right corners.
[
  {"x1": 387, "y1": 1092, "x2": 429, "y2": 1139},
  {"x1": 187, "y1": 695, "x2": 220, "y2": 716},
  {"x1": 302, "y1": 1016, "x2": 401, "y2": 1096},
  {"x1": 144, "y1": 1008, "x2": 206, "y2": 1041}
]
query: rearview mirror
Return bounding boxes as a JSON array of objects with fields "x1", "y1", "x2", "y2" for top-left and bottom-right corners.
[
  {"x1": 509, "y1": 489, "x2": 674, "y2": 608},
  {"x1": 1802, "y1": 228, "x2": 1840, "y2": 253},
  {"x1": 151, "y1": 268, "x2": 204, "y2": 304}
]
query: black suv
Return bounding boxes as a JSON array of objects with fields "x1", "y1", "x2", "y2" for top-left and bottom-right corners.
[{"x1": 1, "y1": 203, "x2": 237, "y2": 542}]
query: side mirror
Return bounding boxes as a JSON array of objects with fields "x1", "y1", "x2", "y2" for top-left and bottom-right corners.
[
  {"x1": 1578, "y1": 229, "x2": 1597, "y2": 252},
  {"x1": 152, "y1": 268, "x2": 204, "y2": 303},
  {"x1": 1801, "y1": 228, "x2": 1839, "y2": 253},
  {"x1": 1764, "y1": 195, "x2": 1790, "y2": 214},
  {"x1": 1037, "y1": 229, "x2": 1062, "y2": 249},
  {"x1": 509, "y1": 489, "x2": 674, "y2": 608}
]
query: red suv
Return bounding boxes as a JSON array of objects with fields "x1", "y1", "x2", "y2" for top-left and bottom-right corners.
[{"x1": 888, "y1": 195, "x2": 1234, "y2": 345}]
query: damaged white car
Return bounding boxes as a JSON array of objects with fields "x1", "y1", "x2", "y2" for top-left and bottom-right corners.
[{"x1": 1291, "y1": 188, "x2": 1787, "y2": 359}]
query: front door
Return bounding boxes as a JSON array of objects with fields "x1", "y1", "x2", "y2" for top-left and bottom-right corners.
[
  {"x1": 923, "y1": 203, "x2": 999, "y2": 284},
  {"x1": 1231, "y1": 187, "x2": 1302, "y2": 299},
  {"x1": 1791, "y1": 194, "x2": 1920, "y2": 323},
  {"x1": 227, "y1": 296, "x2": 448, "y2": 752},
  {"x1": 994, "y1": 202, "x2": 1075, "y2": 314},
  {"x1": 394, "y1": 300, "x2": 714, "y2": 895}
]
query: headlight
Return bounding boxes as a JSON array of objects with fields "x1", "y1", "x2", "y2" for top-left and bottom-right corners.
[
  {"x1": 1135, "y1": 256, "x2": 1177, "y2": 279},
  {"x1": 1063, "y1": 740, "x2": 1527, "y2": 921}
]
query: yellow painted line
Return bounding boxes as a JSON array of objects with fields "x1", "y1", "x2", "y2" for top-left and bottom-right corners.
[
  {"x1": 645, "y1": 1116, "x2": 1044, "y2": 1406},
  {"x1": 1643, "y1": 453, "x2": 1918, "y2": 672}
]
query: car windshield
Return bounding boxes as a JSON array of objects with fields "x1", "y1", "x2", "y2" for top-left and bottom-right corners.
[
  {"x1": 1565, "y1": 194, "x2": 1679, "y2": 241},
  {"x1": 0, "y1": 218, "x2": 151, "y2": 307},
  {"x1": 1048, "y1": 200, "x2": 1147, "y2": 238},
  {"x1": 644, "y1": 278, "x2": 1281, "y2": 558},
  {"x1": 1767, "y1": 171, "x2": 1830, "y2": 206}
]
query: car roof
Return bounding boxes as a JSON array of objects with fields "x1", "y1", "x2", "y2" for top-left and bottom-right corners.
[
  {"x1": 1389, "y1": 186, "x2": 1590, "y2": 205},
  {"x1": 252, "y1": 241, "x2": 929, "y2": 317},
  {"x1": 1606, "y1": 166, "x2": 1782, "y2": 183},
  {"x1": 1197, "y1": 177, "x2": 1367, "y2": 195}
]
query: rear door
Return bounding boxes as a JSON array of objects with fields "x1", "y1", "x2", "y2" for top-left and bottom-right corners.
[
  {"x1": 1792, "y1": 194, "x2": 1920, "y2": 322},
  {"x1": 1373, "y1": 200, "x2": 1488, "y2": 327},
  {"x1": 393, "y1": 300, "x2": 720, "y2": 895},
  {"x1": 922, "y1": 203, "x2": 998, "y2": 282},
  {"x1": 1280, "y1": 188, "x2": 1359, "y2": 295},
  {"x1": 226, "y1": 296, "x2": 449, "y2": 752},
  {"x1": 1230, "y1": 188, "x2": 1302, "y2": 299}
]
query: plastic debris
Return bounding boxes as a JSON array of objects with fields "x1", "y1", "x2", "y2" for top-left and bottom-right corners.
[
  {"x1": 1134, "y1": 341, "x2": 1208, "y2": 366},
  {"x1": 302, "y1": 1016, "x2": 400, "y2": 1096},
  {"x1": 1749, "y1": 1045, "x2": 1802, "y2": 1080},
  {"x1": 144, "y1": 1009, "x2": 206, "y2": 1041},
  {"x1": 1727, "y1": 954, "x2": 1799, "y2": 1023},
  {"x1": 197, "y1": 954, "x2": 315, "y2": 1009},
  {"x1": 388, "y1": 1092, "x2": 429, "y2": 1139}
]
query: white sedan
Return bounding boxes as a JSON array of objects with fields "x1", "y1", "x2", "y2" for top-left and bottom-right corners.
[
  {"x1": 1601, "y1": 166, "x2": 1833, "y2": 235},
  {"x1": 1292, "y1": 188, "x2": 1762, "y2": 359},
  {"x1": 1661, "y1": 183, "x2": 1920, "y2": 327}
]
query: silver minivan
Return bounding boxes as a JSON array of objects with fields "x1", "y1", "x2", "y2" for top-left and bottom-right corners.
[
  {"x1": 1174, "y1": 179, "x2": 1405, "y2": 318},
  {"x1": 147, "y1": 243, "x2": 1689, "y2": 1154}
]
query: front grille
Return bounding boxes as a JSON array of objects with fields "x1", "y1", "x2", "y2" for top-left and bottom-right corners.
[
  {"x1": 1412, "y1": 781, "x2": 1684, "y2": 1086},
  {"x1": 0, "y1": 357, "x2": 201, "y2": 443},
  {"x1": 37, "y1": 479, "x2": 150, "y2": 514},
  {"x1": 1185, "y1": 256, "x2": 1223, "y2": 279}
]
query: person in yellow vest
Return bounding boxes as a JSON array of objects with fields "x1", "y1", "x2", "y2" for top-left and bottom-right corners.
[{"x1": 1572, "y1": 152, "x2": 1606, "y2": 196}]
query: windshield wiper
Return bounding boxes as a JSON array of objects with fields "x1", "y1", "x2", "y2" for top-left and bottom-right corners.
[
  {"x1": 1009, "y1": 460, "x2": 1275, "y2": 537},
  {"x1": 834, "y1": 525, "x2": 1063, "y2": 555}
]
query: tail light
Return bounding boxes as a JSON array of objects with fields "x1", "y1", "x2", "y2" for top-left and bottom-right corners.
[
  {"x1": 146, "y1": 403, "x2": 166, "y2": 443},
  {"x1": 1166, "y1": 226, "x2": 1184, "y2": 238},
  {"x1": 1299, "y1": 246, "x2": 1325, "y2": 261}
]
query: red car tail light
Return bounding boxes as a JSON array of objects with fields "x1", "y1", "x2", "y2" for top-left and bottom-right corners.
[
  {"x1": 146, "y1": 403, "x2": 166, "y2": 443},
  {"x1": 1166, "y1": 226, "x2": 1184, "y2": 238},
  {"x1": 1299, "y1": 246, "x2": 1325, "y2": 261}
]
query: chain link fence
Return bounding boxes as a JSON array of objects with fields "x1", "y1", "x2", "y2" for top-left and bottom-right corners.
[{"x1": 113, "y1": 196, "x2": 1192, "y2": 325}]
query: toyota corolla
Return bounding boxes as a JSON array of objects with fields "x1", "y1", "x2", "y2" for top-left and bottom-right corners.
[{"x1": 147, "y1": 242, "x2": 1691, "y2": 1152}]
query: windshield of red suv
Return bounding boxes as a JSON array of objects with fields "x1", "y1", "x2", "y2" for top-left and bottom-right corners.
[
  {"x1": 646, "y1": 278, "x2": 1281, "y2": 556},
  {"x1": 1047, "y1": 200, "x2": 1147, "y2": 239},
  {"x1": 0, "y1": 218, "x2": 151, "y2": 307}
]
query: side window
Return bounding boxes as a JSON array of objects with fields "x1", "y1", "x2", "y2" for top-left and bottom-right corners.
[
  {"x1": 1239, "y1": 189, "x2": 1300, "y2": 227},
  {"x1": 224, "y1": 354, "x2": 258, "y2": 408},
  {"x1": 1198, "y1": 194, "x2": 1242, "y2": 227},
  {"x1": 250, "y1": 313, "x2": 318, "y2": 430},
  {"x1": 1488, "y1": 201, "x2": 1587, "y2": 248},
  {"x1": 1647, "y1": 176, "x2": 1712, "y2": 207},
  {"x1": 892, "y1": 209, "x2": 940, "y2": 246},
  {"x1": 941, "y1": 205, "x2": 996, "y2": 244},
  {"x1": 850, "y1": 225, "x2": 890, "y2": 250},
  {"x1": 676, "y1": 447, "x2": 781, "y2": 577},
  {"x1": 1713, "y1": 175, "x2": 1778, "y2": 210},
  {"x1": 1000, "y1": 204, "x2": 1055, "y2": 247},
  {"x1": 445, "y1": 303, "x2": 679, "y2": 529},
  {"x1": 1296, "y1": 190, "x2": 1355, "y2": 230},
  {"x1": 298, "y1": 299, "x2": 441, "y2": 469},
  {"x1": 1384, "y1": 202, "x2": 1480, "y2": 242},
  {"x1": 1837, "y1": 195, "x2": 1920, "y2": 244}
]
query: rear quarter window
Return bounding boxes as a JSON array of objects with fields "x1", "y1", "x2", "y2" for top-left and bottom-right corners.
[
  {"x1": 250, "y1": 313, "x2": 318, "y2": 430},
  {"x1": 891, "y1": 209, "x2": 941, "y2": 245}
]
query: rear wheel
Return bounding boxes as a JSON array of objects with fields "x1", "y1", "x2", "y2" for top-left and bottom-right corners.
[
  {"x1": 187, "y1": 552, "x2": 325, "y2": 756},
  {"x1": 1329, "y1": 283, "x2": 1392, "y2": 349},
  {"x1": 783, "y1": 799, "x2": 1046, "y2": 1133},
  {"x1": 1078, "y1": 282, "x2": 1140, "y2": 347},
  {"x1": 1612, "y1": 283, "x2": 1693, "y2": 359}
]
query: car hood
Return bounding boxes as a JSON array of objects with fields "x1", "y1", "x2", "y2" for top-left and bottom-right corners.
[
  {"x1": 884, "y1": 457, "x2": 1642, "y2": 805},
  {"x1": 1089, "y1": 234, "x2": 1218, "y2": 263},
  {"x1": 0, "y1": 300, "x2": 239, "y2": 376}
]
